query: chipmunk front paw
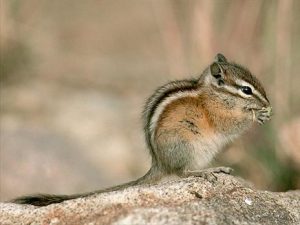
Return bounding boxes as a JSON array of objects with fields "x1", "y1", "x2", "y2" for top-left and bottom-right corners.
[{"x1": 254, "y1": 107, "x2": 272, "y2": 125}]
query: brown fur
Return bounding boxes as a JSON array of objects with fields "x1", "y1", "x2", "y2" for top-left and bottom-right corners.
[{"x1": 155, "y1": 96, "x2": 213, "y2": 142}]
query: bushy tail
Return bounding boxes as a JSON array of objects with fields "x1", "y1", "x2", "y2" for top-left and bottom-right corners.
[
  {"x1": 11, "y1": 193, "x2": 80, "y2": 206},
  {"x1": 11, "y1": 166, "x2": 162, "y2": 207}
]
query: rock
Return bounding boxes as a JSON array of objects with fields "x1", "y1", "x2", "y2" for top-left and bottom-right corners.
[{"x1": 1, "y1": 173, "x2": 299, "y2": 225}]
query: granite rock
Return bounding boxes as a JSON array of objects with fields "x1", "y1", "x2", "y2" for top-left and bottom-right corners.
[{"x1": 1, "y1": 173, "x2": 299, "y2": 225}]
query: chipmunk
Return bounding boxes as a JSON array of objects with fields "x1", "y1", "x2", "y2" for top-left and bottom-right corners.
[{"x1": 11, "y1": 53, "x2": 272, "y2": 206}]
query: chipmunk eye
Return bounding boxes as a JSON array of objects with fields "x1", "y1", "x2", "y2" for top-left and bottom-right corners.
[{"x1": 241, "y1": 86, "x2": 252, "y2": 95}]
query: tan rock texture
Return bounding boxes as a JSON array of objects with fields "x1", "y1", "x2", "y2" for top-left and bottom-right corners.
[{"x1": 1, "y1": 173, "x2": 299, "y2": 225}]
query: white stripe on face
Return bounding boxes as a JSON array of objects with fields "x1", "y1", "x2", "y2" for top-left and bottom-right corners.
[{"x1": 231, "y1": 79, "x2": 268, "y2": 105}]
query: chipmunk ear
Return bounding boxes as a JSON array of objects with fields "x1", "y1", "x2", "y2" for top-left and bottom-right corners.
[
  {"x1": 210, "y1": 62, "x2": 225, "y2": 86},
  {"x1": 210, "y1": 62, "x2": 222, "y2": 78},
  {"x1": 214, "y1": 53, "x2": 227, "y2": 63}
]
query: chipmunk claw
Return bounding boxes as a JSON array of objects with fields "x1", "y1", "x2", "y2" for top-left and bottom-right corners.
[
  {"x1": 182, "y1": 167, "x2": 233, "y2": 183},
  {"x1": 255, "y1": 107, "x2": 272, "y2": 125}
]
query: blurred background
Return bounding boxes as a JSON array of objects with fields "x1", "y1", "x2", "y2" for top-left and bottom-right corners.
[{"x1": 1, "y1": 0, "x2": 300, "y2": 201}]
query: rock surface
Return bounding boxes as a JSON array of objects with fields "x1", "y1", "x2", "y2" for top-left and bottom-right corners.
[{"x1": 1, "y1": 173, "x2": 299, "y2": 225}]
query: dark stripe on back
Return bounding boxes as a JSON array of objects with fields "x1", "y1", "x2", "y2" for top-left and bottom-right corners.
[
  {"x1": 147, "y1": 80, "x2": 199, "y2": 128},
  {"x1": 143, "y1": 79, "x2": 199, "y2": 162}
]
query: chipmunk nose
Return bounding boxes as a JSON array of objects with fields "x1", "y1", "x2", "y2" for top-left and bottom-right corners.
[
  {"x1": 263, "y1": 103, "x2": 270, "y2": 109},
  {"x1": 262, "y1": 98, "x2": 271, "y2": 108}
]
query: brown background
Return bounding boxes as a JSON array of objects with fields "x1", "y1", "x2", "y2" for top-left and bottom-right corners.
[{"x1": 1, "y1": 0, "x2": 300, "y2": 201}]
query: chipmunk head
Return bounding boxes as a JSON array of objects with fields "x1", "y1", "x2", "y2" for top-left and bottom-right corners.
[{"x1": 201, "y1": 53, "x2": 272, "y2": 125}]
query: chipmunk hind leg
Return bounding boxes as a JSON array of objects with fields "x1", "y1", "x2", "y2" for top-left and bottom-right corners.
[
  {"x1": 155, "y1": 133, "x2": 194, "y2": 174},
  {"x1": 181, "y1": 167, "x2": 233, "y2": 183}
]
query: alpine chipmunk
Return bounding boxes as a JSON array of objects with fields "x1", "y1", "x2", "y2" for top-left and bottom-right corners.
[{"x1": 11, "y1": 53, "x2": 272, "y2": 206}]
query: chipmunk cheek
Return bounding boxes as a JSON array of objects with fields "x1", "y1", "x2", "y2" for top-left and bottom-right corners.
[{"x1": 243, "y1": 103, "x2": 254, "y2": 111}]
